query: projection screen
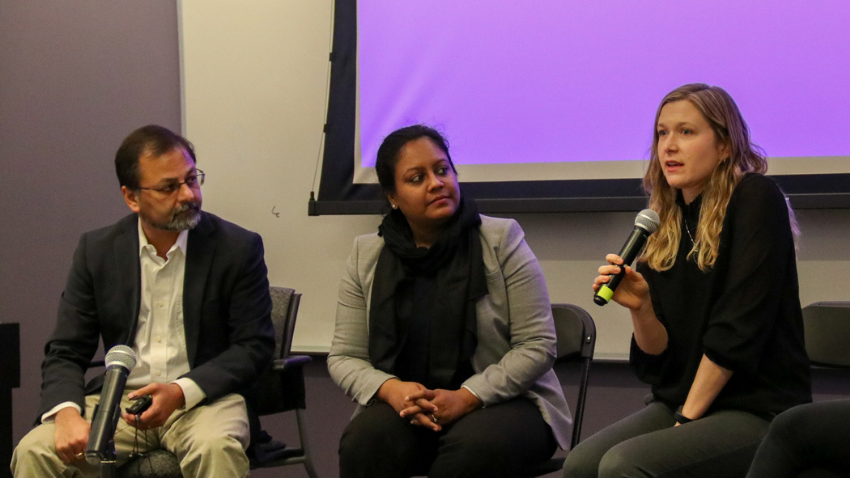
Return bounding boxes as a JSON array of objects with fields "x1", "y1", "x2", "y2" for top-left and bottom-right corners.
[{"x1": 313, "y1": 0, "x2": 850, "y2": 215}]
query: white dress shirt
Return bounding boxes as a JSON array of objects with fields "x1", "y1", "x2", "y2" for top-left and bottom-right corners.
[{"x1": 41, "y1": 220, "x2": 205, "y2": 422}]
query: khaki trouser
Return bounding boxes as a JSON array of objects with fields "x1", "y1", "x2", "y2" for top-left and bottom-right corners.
[{"x1": 11, "y1": 392, "x2": 250, "y2": 478}]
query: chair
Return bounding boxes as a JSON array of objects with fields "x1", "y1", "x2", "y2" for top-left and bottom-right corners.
[
  {"x1": 517, "y1": 303, "x2": 597, "y2": 477},
  {"x1": 780, "y1": 301, "x2": 850, "y2": 478},
  {"x1": 803, "y1": 301, "x2": 850, "y2": 368},
  {"x1": 1, "y1": 323, "x2": 21, "y2": 478},
  {"x1": 117, "y1": 286, "x2": 317, "y2": 478},
  {"x1": 248, "y1": 286, "x2": 318, "y2": 477}
]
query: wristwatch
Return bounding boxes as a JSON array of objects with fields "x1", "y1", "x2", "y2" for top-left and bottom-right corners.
[{"x1": 674, "y1": 405, "x2": 695, "y2": 424}]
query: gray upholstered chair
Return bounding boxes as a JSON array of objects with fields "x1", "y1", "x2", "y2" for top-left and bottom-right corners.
[{"x1": 118, "y1": 449, "x2": 182, "y2": 478}]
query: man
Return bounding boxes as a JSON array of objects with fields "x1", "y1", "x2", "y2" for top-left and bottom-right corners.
[{"x1": 11, "y1": 125, "x2": 275, "y2": 477}]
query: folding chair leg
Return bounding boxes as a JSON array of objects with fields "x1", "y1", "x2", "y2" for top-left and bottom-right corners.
[{"x1": 296, "y1": 408, "x2": 318, "y2": 478}]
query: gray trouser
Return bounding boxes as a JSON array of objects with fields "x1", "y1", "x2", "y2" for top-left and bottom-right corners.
[
  {"x1": 563, "y1": 401, "x2": 770, "y2": 478},
  {"x1": 746, "y1": 399, "x2": 850, "y2": 478},
  {"x1": 12, "y1": 392, "x2": 250, "y2": 478}
]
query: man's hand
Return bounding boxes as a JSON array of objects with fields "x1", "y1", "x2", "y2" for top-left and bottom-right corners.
[
  {"x1": 54, "y1": 407, "x2": 90, "y2": 464},
  {"x1": 121, "y1": 383, "x2": 185, "y2": 429}
]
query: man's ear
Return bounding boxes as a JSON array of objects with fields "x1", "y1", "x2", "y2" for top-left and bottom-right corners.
[{"x1": 122, "y1": 186, "x2": 141, "y2": 213}]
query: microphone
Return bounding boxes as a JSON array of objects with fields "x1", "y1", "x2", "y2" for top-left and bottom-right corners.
[
  {"x1": 86, "y1": 345, "x2": 136, "y2": 463},
  {"x1": 594, "y1": 209, "x2": 660, "y2": 306}
]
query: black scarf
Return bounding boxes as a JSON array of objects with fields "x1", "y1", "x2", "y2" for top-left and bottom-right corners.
[{"x1": 369, "y1": 195, "x2": 488, "y2": 389}]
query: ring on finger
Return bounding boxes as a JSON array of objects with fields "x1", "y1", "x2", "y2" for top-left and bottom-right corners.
[{"x1": 430, "y1": 414, "x2": 438, "y2": 424}]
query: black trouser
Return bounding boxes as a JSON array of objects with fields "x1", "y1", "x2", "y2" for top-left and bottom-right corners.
[
  {"x1": 746, "y1": 399, "x2": 850, "y2": 478},
  {"x1": 563, "y1": 401, "x2": 771, "y2": 478},
  {"x1": 339, "y1": 397, "x2": 557, "y2": 478}
]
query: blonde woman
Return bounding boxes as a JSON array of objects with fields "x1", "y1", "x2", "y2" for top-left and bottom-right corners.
[{"x1": 564, "y1": 84, "x2": 811, "y2": 478}]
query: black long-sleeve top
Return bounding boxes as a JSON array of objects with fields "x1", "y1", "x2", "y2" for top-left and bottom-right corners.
[{"x1": 632, "y1": 173, "x2": 812, "y2": 417}]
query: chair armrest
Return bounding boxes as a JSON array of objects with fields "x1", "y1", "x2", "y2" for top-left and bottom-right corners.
[{"x1": 271, "y1": 355, "x2": 312, "y2": 372}]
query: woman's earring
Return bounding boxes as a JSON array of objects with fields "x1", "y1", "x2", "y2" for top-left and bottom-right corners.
[{"x1": 391, "y1": 203, "x2": 398, "y2": 209}]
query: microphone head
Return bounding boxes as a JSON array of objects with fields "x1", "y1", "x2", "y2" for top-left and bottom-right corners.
[
  {"x1": 635, "y1": 209, "x2": 660, "y2": 234},
  {"x1": 104, "y1": 345, "x2": 136, "y2": 371}
]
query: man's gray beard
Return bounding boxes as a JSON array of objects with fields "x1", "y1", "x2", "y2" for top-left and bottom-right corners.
[{"x1": 141, "y1": 202, "x2": 202, "y2": 232}]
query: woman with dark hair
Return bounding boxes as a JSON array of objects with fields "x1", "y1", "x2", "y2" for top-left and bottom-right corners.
[
  {"x1": 328, "y1": 125, "x2": 572, "y2": 477},
  {"x1": 563, "y1": 84, "x2": 812, "y2": 478}
]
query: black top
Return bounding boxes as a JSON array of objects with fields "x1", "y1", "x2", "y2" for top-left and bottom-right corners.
[
  {"x1": 369, "y1": 196, "x2": 485, "y2": 390},
  {"x1": 631, "y1": 173, "x2": 812, "y2": 416},
  {"x1": 394, "y1": 275, "x2": 434, "y2": 386},
  {"x1": 393, "y1": 273, "x2": 477, "y2": 390}
]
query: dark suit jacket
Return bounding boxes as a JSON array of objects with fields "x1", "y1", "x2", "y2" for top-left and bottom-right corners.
[{"x1": 38, "y1": 212, "x2": 275, "y2": 418}]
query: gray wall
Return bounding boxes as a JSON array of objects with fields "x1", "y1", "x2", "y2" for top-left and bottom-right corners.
[
  {"x1": 0, "y1": 0, "x2": 180, "y2": 461},
  {"x1": 2, "y1": 2, "x2": 849, "y2": 478}
]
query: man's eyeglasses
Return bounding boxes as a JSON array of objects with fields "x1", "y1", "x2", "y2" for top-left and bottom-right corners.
[{"x1": 138, "y1": 170, "x2": 205, "y2": 195}]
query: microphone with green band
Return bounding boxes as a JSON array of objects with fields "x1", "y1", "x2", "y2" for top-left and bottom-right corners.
[{"x1": 594, "y1": 209, "x2": 660, "y2": 306}]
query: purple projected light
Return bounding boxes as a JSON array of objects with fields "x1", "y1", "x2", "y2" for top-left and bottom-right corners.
[{"x1": 359, "y1": 1, "x2": 850, "y2": 169}]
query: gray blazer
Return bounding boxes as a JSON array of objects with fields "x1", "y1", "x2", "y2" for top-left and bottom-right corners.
[{"x1": 328, "y1": 215, "x2": 572, "y2": 448}]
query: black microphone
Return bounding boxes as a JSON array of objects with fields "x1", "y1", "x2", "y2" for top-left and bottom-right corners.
[
  {"x1": 86, "y1": 345, "x2": 136, "y2": 463},
  {"x1": 594, "y1": 209, "x2": 660, "y2": 306}
]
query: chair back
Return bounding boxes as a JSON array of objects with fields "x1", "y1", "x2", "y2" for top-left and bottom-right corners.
[
  {"x1": 269, "y1": 286, "x2": 301, "y2": 359},
  {"x1": 517, "y1": 304, "x2": 597, "y2": 477},
  {"x1": 251, "y1": 287, "x2": 317, "y2": 477},
  {"x1": 552, "y1": 304, "x2": 596, "y2": 362},
  {"x1": 252, "y1": 287, "x2": 305, "y2": 416},
  {"x1": 551, "y1": 304, "x2": 596, "y2": 449},
  {"x1": 802, "y1": 301, "x2": 850, "y2": 368}
]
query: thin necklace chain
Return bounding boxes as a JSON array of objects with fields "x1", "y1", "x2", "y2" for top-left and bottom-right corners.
[
  {"x1": 683, "y1": 202, "x2": 697, "y2": 247},
  {"x1": 684, "y1": 219, "x2": 696, "y2": 245}
]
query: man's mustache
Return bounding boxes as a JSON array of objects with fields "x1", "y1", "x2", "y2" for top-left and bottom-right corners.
[{"x1": 173, "y1": 202, "x2": 201, "y2": 216}]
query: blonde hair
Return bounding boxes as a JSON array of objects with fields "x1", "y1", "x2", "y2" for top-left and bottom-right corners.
[{"x1": 642, "y1": 84, "x2": 768, "y2": 271}]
